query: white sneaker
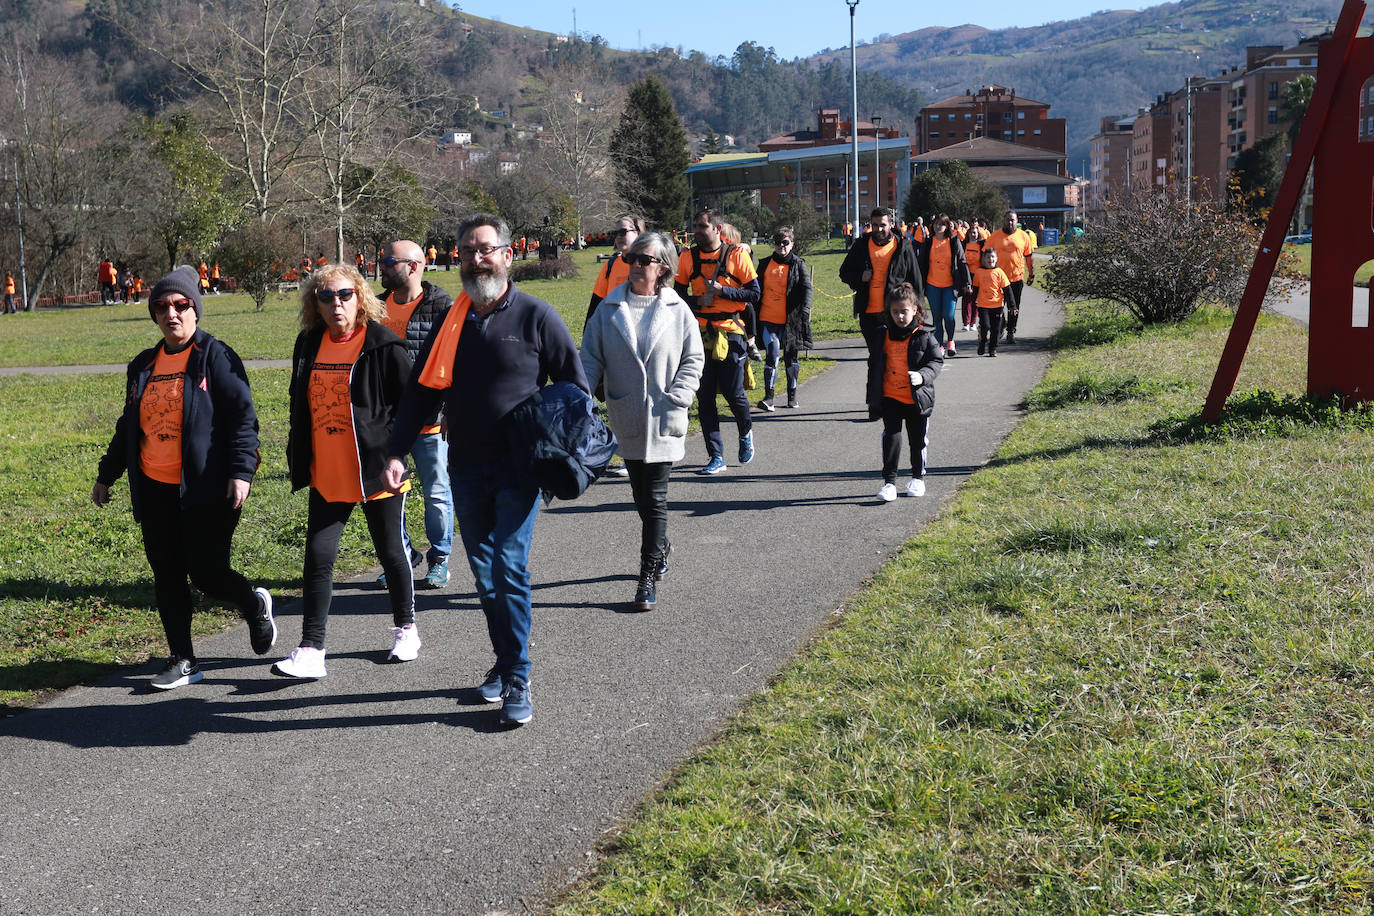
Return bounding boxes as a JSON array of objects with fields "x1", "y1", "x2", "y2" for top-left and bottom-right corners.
[
  {"x1": 906, "y1": 478, "x2": 926, "y2": 497},
  {"x1": 272, "y1": 646, "x2": 327, "y2": 679},
  {"x1": 877, "y1": 482, "x2": 898, "y2": 502},
  {"x1": 387, "y1": 623, "x2": 421, "y2": 662}
]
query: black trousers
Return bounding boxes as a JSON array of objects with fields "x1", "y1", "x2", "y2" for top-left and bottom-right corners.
[
  {"x1": 624, "y1": 459, "x2": 671, "y2": 563},
  {"x1": 978, "y1": 307, "x2": 1004, "y2": 354},
  {"x1": 697, "y1": 332, "x2": 752, "y2": 458},
  {"x1": 880, "y1": 398, "x2": 929, "y2": 484},
  {"x1": 301, "y1": 487, "x2": 414, "y2": 650},
  {"x1": 859, "y1": 313, "x2": 886, "y2": 409},
  {"x1": 1005, "y1": 280, "x2": 1024, "y2": 336},
  {"x1": 138, "y1": 476, "x2": 256, "y2": 661}
]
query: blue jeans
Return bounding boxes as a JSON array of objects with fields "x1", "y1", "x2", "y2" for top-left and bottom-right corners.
[
  {"x1": 450, "y1": 461, "x2": 540, "y2": 681},
  {"x1": 759, "y1": 321, "x2": 799, "y2": 396},
  {"x1": 926, "y1": 284, "x2": 957, "y2": 347},
  {"x1": 401, "y1": 432, "x2": 452, "y2": 565}
]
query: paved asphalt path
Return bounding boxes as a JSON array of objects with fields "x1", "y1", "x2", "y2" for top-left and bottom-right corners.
[
  {"x1": 1266, "y1": 281, "x2": 1369, "y2": 328},
  {"x1": 1, "y1": 289, "x2": 1063, "y2": 915}
]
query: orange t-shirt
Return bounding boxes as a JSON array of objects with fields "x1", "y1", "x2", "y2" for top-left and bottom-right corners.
[
  {"x1": 674, "y1": 245, "x2": 757, "y2": 330},
  {"x1": 927, "y1": 238, "x2": 953, "y2": 288},
  {"x1": 4, "y1": 276, "x2": 14, "y2": 295},
  {"x1": 132, "y1": 277, "x2": 143, "y2": 293},
  {"x1": 987, "y1": 229, "x2": 1034, "y2": 282},
  {"x1": 882, "y1": 334, "x2": 914, "y2": 404},
  {"x1": 866, "y1": 239, "x2": 897, "y2": 315},
  {"x1": 592, "y1": 255, "x2": 631, "y2": 300},
  {"x1": 381, "y1": 292, "x2": 440, "y2": 435},
  {"x1": 99, "y1": 262, "x2": 115, "y2": 283},
  {"x1": 139, "y1": 345, "x2": 192, "y2": 484},
  {"x1": 759, "y1": 259, "x2": 790, "y2": 325},
  {"x1": 197, "y1": 263, "x2": 209, "y2": 281},
  {"x1": 308, "y1": 331, "x2": 401, "y2": 503},
  {"x1": 973, "y1": 266, "x2": 1011, "y2": 310}
]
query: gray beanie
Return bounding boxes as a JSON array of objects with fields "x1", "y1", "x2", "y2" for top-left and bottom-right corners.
[{"x1": 148, "y1": 266, "x2": 204, "y2": 321}]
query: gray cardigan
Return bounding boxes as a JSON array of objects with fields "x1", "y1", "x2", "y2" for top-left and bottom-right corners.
[{"x1": 580, "y1": 283, "x2": 704, "y2": 463}]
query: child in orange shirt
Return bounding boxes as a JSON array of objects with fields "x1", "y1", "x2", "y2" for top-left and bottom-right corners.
[
  {"x1": 870, "y1": 282, "x2": 943, "y2": 502},
  {"x1": 972, "y1": 247, "x2": 1013, "y2": 358}
]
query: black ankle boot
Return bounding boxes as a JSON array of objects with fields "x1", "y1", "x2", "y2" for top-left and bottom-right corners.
[
  {"x1": 656, "y1": 538, "x2": 671, "y2": 579},
  {"x1": 633, "y1": 555, "x2": 659, "y2": 611}
]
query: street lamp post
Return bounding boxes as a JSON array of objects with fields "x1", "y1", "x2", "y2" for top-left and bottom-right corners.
[
  {"x1": 847, "y1": 0, "x2": 860, "y2": 243},
  {"x1": 825, "y1": 167, "x2": 832, "y2": 238},
  {"x1": 872, "y1": 114, "x2": 882, "y2": 212}
]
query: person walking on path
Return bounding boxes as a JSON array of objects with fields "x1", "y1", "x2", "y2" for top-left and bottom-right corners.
[
  {"x1": 98, "y1": 258, "x2": 117, "y2": 305},
  {"x1": 3, "y1": 273, "x2": 16, "y2": 313},
  {"x1": 377, "y1": 239, "x2": 455, "y2": 590},
  {"x1": 383, "y1": 213, "x2": 587, "y2": 727},
  {"x1": 960, "y1": 223, "x2": 986, "y2": 331},
  {"x1": 276, "y1": 264, "x2": 417, "y2": 680},
  {"x1": 918, "y1": 215, "x2": 970, "y2": 358},
  {"x1": 754, "y1": 227, "x2": 813, "y2": 411},
  {"x1": 581, "y1": 232, "x2": 703, "y2": 612},
  {"x1": 870, "y1": 282, "x2": 942, "y2": 503},
  {"x1": 973, "y1": 247, "x2": 1013, "y2": 358},
  {"x1": 91, "y1": 266, "x2": 275, "y2": 690},
  {"x1": 585, "y1": 213, "x2": 642, "y2": 326},
  {"x1": 985, "y1": 210, "x2": 1036, "y2": 346},
  {"x1": 674, "y1": 208, "x2": 760, "y2": 475},
  {"x1": 839, "y1": 207, "x2": 922, "y2": 420}
]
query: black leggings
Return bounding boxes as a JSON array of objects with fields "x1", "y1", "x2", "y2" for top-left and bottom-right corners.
[
  {"x1": 624, "y1": 459, "x2": 671, "y2": 563},
  {"x1": 880, "y1": 398, "x2": 930, "y2": 484},
  {"x1": 978, "y1": 307, "x2": 1004, "y2": 354},
  {"x1": 301, "y1": 487, "x2": 414, "y2": 650},
  {"x1": 1005, "y1": 280, "x2": 1024, "y2": 336},
  {"x1": 138, "y1": 476, "x2": 256, "y2": 661}
]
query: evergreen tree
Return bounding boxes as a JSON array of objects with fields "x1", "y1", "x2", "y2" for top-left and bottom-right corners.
[
  {"x1": 902, "y1": 160, "x2": 1008, "y2": 228},
  {"x1": 610, "y1": 76, "x2": 690, "y2": 231}
]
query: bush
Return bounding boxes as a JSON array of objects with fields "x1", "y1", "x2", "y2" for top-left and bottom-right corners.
[
  {"x1": 215, "y1": 220, "x2": 296, "y2": 312},
  {"x1": 1043, "y1": 187, "x2": 1300, "y2": 325},
  {"x1": 511, "y1": 255, "x2": 578, "y2": 282}
]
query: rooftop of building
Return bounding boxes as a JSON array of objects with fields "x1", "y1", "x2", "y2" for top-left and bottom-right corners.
[{"x1": 913, "y1": 135, "x2": 1064, "y2": 163}]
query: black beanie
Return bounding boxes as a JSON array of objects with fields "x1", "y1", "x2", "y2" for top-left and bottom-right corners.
[{"x1": 148, "y1": 266, "x2": 204, "y2": 321}]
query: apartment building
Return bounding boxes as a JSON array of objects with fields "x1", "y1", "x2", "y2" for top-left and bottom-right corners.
[
  {"x1": 1226, "y1": 38, "x2": 1319, "y2": 170},
  {"x1": 1131, "y1": 99, "x2": 1172, "y2": 194},
  {"x1": 1169, "y1": 76, "x2": 1230, "y2": 202},
  {"x1": 916, "y1": 85, "x2": 1066, "y2": 156},
  {"x1": 1088, "y1": 115, "x2": 1134, "y2": 218}
]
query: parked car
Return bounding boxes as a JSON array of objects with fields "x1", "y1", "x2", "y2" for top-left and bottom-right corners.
[{"x1": 1283, "y1": 232, "x2": 1313, "y2": 245}]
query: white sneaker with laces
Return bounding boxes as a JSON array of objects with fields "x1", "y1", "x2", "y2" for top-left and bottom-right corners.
[
  {"x1": 877, "y1": 482, "x2": 898, "y2": 502},
  {"x1": 388, "y1": 623, "x2": 421, "y2": 662},
  {"x1": 272, "y1": 646, "x2": 327, "y2": 679},
  {"x1": 906, "y1": 478, "x2": 926, "y2": 497}
]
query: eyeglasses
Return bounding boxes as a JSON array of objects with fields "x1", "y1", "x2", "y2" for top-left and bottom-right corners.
[
  {"x1": 613, "y1": 227, "x2": 635, "y2": 236},
  {"x1": 151, "y1": 299, "x2": 194, "y2": 314},
  {"x1": 625, "y1": 254, "x2": 659, "y2": 268},
  {"x1": 379, "y1": 257, "x2": 417, "y2": 268},
  {"x1": 316, "y1": 288, "x2": 356, "y2": 303},
  {"x1": 457, "y1": 244, "x2": 510, "y2": 261},
  {"x1": 773, "y1": 237, "x2": 792, "y2": 246}
]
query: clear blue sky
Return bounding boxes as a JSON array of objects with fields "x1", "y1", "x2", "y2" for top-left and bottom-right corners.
[{"x1": 458, "y1": 0, "x2": 1155, "y2": 61}]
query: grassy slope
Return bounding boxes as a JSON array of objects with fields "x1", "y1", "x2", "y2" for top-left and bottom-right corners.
[{"x1": 551, "y1": 305, "x2": 1374, "y2": 914}]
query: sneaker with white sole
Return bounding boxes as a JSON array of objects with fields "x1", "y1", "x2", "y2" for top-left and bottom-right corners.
[
  {"x1": 877, "y1": 482, "x2": 898, "y2": 502},
  {"x1": 477, "y1": 666, "x2": 504, "y2": 703},
  {"x1": 387, "y1": 623, "x2": 421, "y2": 662},
  {"x1": 248, "y1": 587, "x2": 276, "y2": 655},
  {"x1": 906, "y1": 478, "x2": 926, "y2": 497},
  {"x1": 272, "y1": 646, "x2": 327, "y2": 679},
  {"x1": 151, "y1": 657, "x2": 202, "y2": 690}
]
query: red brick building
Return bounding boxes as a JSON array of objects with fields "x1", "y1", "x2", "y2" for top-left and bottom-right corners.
[
  {"x1": 916, "y1": 85, "x2": 1066, "y2": 156},
  {"x1": 757, "y1": 108, "x2": 903, "y2": 214}
]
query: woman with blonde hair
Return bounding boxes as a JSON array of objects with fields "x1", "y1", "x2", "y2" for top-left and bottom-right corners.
[{"x1": 274, "y1": 263, "x2": 417, "y2": 678}]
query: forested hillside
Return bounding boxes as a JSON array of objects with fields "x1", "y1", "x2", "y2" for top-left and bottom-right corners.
[{"x1": 809, "y1": 0, "x2": 1346, "y2": 164}]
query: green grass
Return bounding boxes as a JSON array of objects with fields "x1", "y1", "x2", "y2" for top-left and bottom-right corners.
[
  {"x1": 550, "y1": 304, "x2": 1374, "y2": 914},
  {"x1": 0, "y1": 240, "x2": 862, "y2": 367}
]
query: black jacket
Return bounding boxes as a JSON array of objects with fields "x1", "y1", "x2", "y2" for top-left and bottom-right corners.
[
  {"x1": 755, "y1": 250, "x2": 814, "y2": 351},
  {"x1": 97, "y1": 329, "x2": 260, "y2": 522},
  {"x1": 288, "y1": 321, "x2": 411, "y2": 499},
  {"x1": 917, "y1": 236, "x2": 972, "y2": 290},
  {"x1": 387, "y1": 280, "x2": 453, "y2": 427},
  {"x1": 838, "y1": 234, "x2": 923, "y2": 317},
  {"x1": 865, "y1": 322, "x2": 943, "y2": 416}
]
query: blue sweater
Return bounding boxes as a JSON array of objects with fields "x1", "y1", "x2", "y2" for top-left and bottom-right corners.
[{"x1": 388, "y1": 285, "x2": 588, "y2": 465}]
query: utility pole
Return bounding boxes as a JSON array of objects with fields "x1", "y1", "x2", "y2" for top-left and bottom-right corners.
[
  {"x1": 872, "y1": 114, "x2": 882, "y2": 212},
  {"x1": 847, "y1": 0, "x2": 860, "y2": 242}
]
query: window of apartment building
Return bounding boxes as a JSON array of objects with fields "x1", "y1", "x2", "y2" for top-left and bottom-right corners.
[
  {"x1": 930, "y1": 131, "x2": 940, "y2": 138},
  {"x1": 1268, "y1": 108, "x2": 1278, "y2": 124},
  {"x1": 1268, "y1": 82, "x2": 1279, "y2": 99},
  {"x1": 1033, "y1": 129, "x2": 1042, "y2": 136},
  {"x1": 963, "y1": 113, "x2": 972, "y2": 119},
  {"x1": 1017, "y1": 111, "x2": 1025, "y2": 119},
  {"x1": 1018, "y1": 129, "x2": 1025, "y2": 135}
]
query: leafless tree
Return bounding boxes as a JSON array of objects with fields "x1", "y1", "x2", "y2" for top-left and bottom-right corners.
[{"x1": 530, "y1": 76, "x2": 624, "y2": 242}]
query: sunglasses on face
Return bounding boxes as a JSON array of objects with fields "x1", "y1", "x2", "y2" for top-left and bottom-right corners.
[
  {"x1": 614, "y1": 227, "x2": 635, "y2": 236},
  {"x1": 316, "y1": 288, "x2": 356, "y2": 303},
  {"x1": 152, "y1": 299, "x2": 194, "y2": 314},
  {"x1": 379, "y1": 257, "x2": 416, "y2": 268},
  {"x1": 625, "y1": 254, "x2": 659, "y2": 268}
]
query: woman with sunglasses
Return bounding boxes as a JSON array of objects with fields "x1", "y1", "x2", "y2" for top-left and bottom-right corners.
[
  {"x1": 276, "y1": 263, "x2": 416, "y2": 678},
  {"x1": 580, "y1": 232, "x2": 704, "y2": 612},
  {"x1": 585, "y1": 212, "x2": 644, "y2": 326},
  {"x1": 92, "y1": 266, "x2": 275, "y2": 690}
]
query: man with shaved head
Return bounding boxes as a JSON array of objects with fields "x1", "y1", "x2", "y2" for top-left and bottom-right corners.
[{"x1": 378, "y1": 239, "x2": 455, "y2": 589}]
